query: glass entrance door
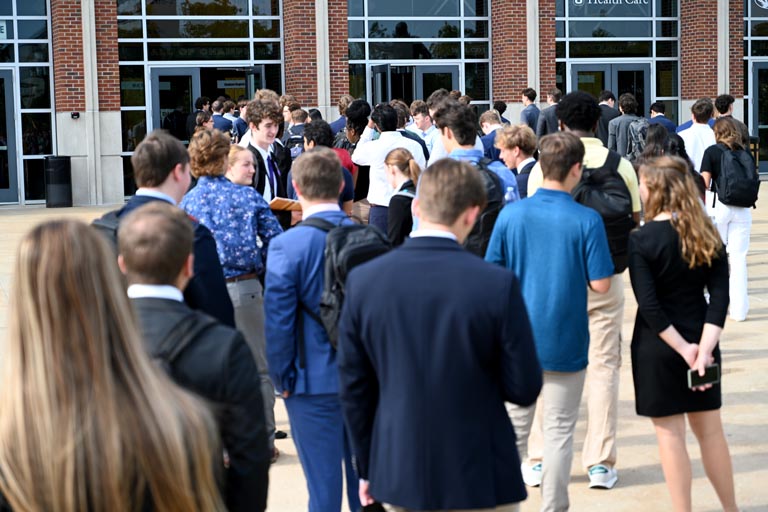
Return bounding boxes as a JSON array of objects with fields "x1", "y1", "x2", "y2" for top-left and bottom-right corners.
[
  {"x1": 371, "y1": 64, "x2": 391, "y2": 106},
  {"x1": 752, "y1": 62, "x2": 768, "y2": 173},
  {"x1": 150, "y1": 68, "x2": 201, "y2": 143},
  {"x1": 370, "y1": 64, "x2": 459, "y2": 105},
  {"x1": 0, "y1": 69, "x2": 18, "y2": 203},
  {"x1": 571, "y1": 63, "x2": 651, "y2": 117},
  {"x1": 415, "y1": 65, "x2": 459, "y2": 102}
]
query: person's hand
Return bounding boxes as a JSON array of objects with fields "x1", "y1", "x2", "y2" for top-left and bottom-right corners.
[
  {"x1": 281, "y1": 390, "x2": 291, "y2": 398},
  {"x1": 678, "y1": 342, "x2": 699, "y2": 368},
  {"x1": 359, "y1": 479, "x2": 375, "y2": 506},
  {"x1": 691, "y1": 350, "x2": 715, "y2": 392},
  {"x1": 367, "y1": 118, "x2": 375, "y2": 129}
]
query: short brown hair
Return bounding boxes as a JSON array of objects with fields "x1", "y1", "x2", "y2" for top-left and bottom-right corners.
[
  {"x1": 538, "y1": 132, "x2": 585, "y2": 182},
  {"x1": 410, "y1": 99, "x2": 429, "y2": 117},
  {"x1": 118, "y1": 202, "x2": 194, "y2": 286},
  {"x1": 245, "y1": 99, "x2": 282, "y2": 127},
  {"x1": 417, "y1": 159, "x2": 486, "y2": 225},
  {"x1": 458, "y1": 94, "x2": 472, "y2": 105},
  {"x1": 618, "y1": 93, "x2": 638, "y2": 115},
  {"x1": 479, "y1": 109, "x2": 501, "y2": 126},
  {"x1": 495, "y1": 124, "x2": 537, "y2": 156},
  {"x1": 389, "y1": 99, "x2": 410, "y2": 128},
  {"x1": 338, "y1": 94, "x2": 355, "y2": 115},
  {"x1": 131, "y1": 130, "x2": 189, "y2": 188},
  {"x1": 188, "y1": 129, "x2": 230, "y2": 178},
  {"x1": 291, "y1": 109, "x2": 309, "y2": 123},
  {"x1": 291, "y1": 147, "x2": 343, "y2": 201},
  {"x1": 691, "y1": 98, "x2": 714, "y2": 124},
  {"x1": 254, "y1": 89, "x2": 279, "y2": 104},
  {"x1": 279, "y1": 94, "x2": 297, "y2": 108}
]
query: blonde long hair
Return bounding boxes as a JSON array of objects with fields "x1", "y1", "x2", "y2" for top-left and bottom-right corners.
[
  {"x1": 0, "y1": 220, "x2": 225, "y2": 512},
  {"x1": 639, "y1": 156, "x2": 723, "y2": 268}
]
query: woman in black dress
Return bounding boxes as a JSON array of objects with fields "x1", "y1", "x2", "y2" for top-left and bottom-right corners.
[
  {"x1": 629, "y1": 156, "x2": 738, "y2": 512},
  {"x1": 385, "y1": 148, "x2": 421, "y2": 246}
]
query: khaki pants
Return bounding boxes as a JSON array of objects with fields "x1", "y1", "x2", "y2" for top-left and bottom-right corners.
[
  {"x1": 508, "y1": 371, "x2": 586, "y2": 512},
  {"x1": 384, "y1": 503, "x2": 519, "y2": 512}
]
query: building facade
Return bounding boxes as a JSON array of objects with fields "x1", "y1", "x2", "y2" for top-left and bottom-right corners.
[{"x1": 0, "y1": 0, "x2": 753, "y2": 205}]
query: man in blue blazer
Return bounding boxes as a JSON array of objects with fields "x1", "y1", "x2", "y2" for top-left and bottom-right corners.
[
  {"x1": 264, "y1": 148, "x2": 359, "y2": 512},
  {"x1": 338, "y1": 158, "x2": 543, "y2": 511},
  {"x1": 211, "y1": 99, "x2": 234, "y2": 133}
]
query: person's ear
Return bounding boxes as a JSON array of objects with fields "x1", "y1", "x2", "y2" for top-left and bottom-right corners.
[
  {"x1": 412, "y1": 196, "x2": 421, "y2": 220},
  {"x1": 292, "y1": 179, "x2": 301, "y2": 198},
  {"x1": 465, "y1": 205, "x2": 481, "y2": 227},
  {"x1": 117, "y1": 254, "x2": 127, "y2": 275},
  {"x1": 338, "y1": 178, "x2": 345, "y2": 194},
  {"x1": 183, "y1": 253, "x2": 195, "y2": 278}
]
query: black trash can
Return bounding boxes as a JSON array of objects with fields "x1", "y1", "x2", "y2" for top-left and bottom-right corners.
[{"x1": 44, "y1": 156, "x2": 73, "y2": 208}]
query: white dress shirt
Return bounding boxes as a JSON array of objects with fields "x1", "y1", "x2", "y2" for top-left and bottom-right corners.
[
  {"x1": 679, "y1": 123, "x2": 716, "y2": 173},
  {"x1": 127, "y1": 284, "x2": 184, "y2": 302},
  {"x1": 352, "y1": 127, "x2": 427, "y2": 207}
]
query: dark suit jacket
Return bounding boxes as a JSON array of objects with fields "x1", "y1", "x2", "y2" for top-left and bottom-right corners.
[
  {"x1": 118, "y1": 195, "x2": 235, "y2": 327},
  {"x1": 481, "y1": 129, "x2": 501, "y2": 162},
  {"x1": 597, "y1": 104, "x2": 620, "y2": 146},
  {"x1": 248, "y1": 143, "x2": 292, "y2": 229},
  {"x1": 536, "y1": 104, "x2": 559, "y2": 138},
  {"x1": 338, "y1": 236, "x2": 543, "y2": 510},
  {"x1": 132, "y1": 297, "x2": 270, "y2": 512},
  {"x1": 212, "y1": 114, "x2": 233, "y2": 133},
  {"x1": 648, "y1": 114, "x2": 676, "y2": 134}
]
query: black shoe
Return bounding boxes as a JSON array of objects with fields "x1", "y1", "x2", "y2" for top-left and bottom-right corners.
[{"x1": 275, "y1": 430, "x2": 288, "y2": 439}]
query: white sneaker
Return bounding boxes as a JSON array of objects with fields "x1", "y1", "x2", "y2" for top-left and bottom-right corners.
[
  {"x1": 521, "y1": 462, "x2": 542, "y2": 487},
  {"x1": 588, "y1": 464, "x2": 618, "y2": 489}
]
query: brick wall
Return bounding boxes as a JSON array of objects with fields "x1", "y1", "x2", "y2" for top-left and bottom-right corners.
[
  {"x1": 328, "y1": 0, "x2": 349, "y2": 103},
  {"x1": 490, "y1": 0, "x2": 528, "y2": 104},
  {"x1": 681, "y1": 0, "x2": 718, "y2": 99},
  {"x1": 51, "y1": 0, "x2": 85, "y2": 112},
  {"x1": 283, "y1": 0, "x2": 318, "y2": 105},
  {"x1": 729, "y1": 0, "x2": 744, "y2": 96},
  {"x1": 95, "y1": 0, "x2": 120, "y2": 111},
  {"x1": 539, "y1": 0, "x2": 557, "y2": 94}
]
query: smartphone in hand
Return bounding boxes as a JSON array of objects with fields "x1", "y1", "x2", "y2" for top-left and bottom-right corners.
[{"x1": 687, "y1": 364, "x2": 720, "y2": 389}]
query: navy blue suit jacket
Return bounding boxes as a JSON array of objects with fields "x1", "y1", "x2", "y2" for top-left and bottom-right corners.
[
  {"x1": 481, "y1": 129, "x2": 501, "y2": 162},
  {"x1": 649, "y1": 114, "x2": 677, "y2": 133},
  {"x1": 212, "y1": 114, "x2": 233, "y2": 133},
  {"x1": 338, "y1": 236, "x2": 542, "y2": 510},
  {"x1": 118, "y1": 195, "x2": 235, "y2": 327}
]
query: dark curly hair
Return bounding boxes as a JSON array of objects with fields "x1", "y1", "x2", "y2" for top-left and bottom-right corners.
[{"x1": 555, "y1": 91, "x2": 601, "y2": 133}]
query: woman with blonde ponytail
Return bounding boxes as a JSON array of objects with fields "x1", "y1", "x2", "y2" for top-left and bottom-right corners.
[
  {"x1": 629, "y1": 156, "x2": 738, "y2": 512},
  {"x1": 385, "y1": 147, "x2": 422, "y2": 246},
  {"x1": 0, "y1": 220, "x2": 225, "y2": 512}
]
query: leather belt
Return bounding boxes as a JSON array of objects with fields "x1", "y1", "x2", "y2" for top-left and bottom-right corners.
[{"x1": 226, "y1": 272, "x2": 258, "y2": 283}]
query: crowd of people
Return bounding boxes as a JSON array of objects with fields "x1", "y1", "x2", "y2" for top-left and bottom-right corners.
[{"x1": 0, "y1": 84, "x2": 752, "y2": 512}]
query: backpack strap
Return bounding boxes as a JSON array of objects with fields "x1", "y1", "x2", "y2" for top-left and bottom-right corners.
[
  {"x1": 298, "y1": 216, "x2": 337, "y2": 232},
  {"x1": 603, "y1": 149, "x2": 622, "y2": 174},
  {"x1": 153, "y1": 312, "x2": 218, "y2": 370}
]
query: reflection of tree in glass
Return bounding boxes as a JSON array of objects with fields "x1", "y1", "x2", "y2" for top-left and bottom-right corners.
[
  {"x1": 22, "y1": 116, "x2": 52, "y2": 155},
  {"x1": 181, "y1": 0, "x2": 240, "y2": 15},
  {"x1": 430, "y1": 23, "x2": 459, "y2": 59},
  {"x1": 592, "y1": 28, "x2": 612, "y2": 37},
  {"x1": 369, "y1": 21, "x2": 387, "y2": 39}
]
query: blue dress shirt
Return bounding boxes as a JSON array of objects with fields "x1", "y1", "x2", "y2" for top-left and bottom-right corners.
[{"x1": 448, "y1": 148, "x2": 520, "y2": 201}]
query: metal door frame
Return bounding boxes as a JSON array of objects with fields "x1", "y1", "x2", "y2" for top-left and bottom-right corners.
[
  {"x1": 415, "y1": 64, "x2": 460, "y2": 100},
  {"x1": 751, "y1": 61, "x2": 768, "y2": 173},
  {"x1": 570, "y1": 62, "x2": 652, "y2": 114},
  {"x1": 149, "y1": 67, "x2": 201, "y2": 133},
  {"x1": 370, "y1": 64, "x2": 391, "y2": 106},
  {"x1": 0, "y1": 69, "x2": 18, "y2": 204},
  {"x1": 610, "y1": 63, "x2": 652, "y2": 116}
]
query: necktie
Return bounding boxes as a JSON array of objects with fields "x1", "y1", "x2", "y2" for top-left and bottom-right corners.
[{"x1": 266, "y1": 155, "x2": 279, "y2": 197}]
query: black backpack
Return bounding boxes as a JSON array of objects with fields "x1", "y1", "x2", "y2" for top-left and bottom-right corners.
[
  {"x1": 297, "y1": 218, "x2": 391, "y2": 359},
  {"x1": 151, "y1": 312, "x2": 218, "y2": 374},
  {"x1": 284, "y1": 127, "x2": 304, "y2": 159},
  {"x1": 571, "y1": 151, "x2": 634, "y2": 273},
  {"x1": 91, "y1": 209, "x2": 121, "y2": 253},
  {"x1": 628, "y1": 117, "x2": 649, "y2": 162},
  {"x1": 464, "y1": 158, "x2": 505, "y2": 257},
  {"x1": 712, "y1": 143, "x2": 760, "y2": 208}
]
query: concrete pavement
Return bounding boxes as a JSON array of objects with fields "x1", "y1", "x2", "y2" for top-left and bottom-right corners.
[{"x1": 0, "y1": 192, "x2": 766, "y2": 511}]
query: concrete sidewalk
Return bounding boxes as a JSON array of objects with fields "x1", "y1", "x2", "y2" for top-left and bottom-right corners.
[{"x1": 0, "y1": 195, "x2": 766, "y2": 511}]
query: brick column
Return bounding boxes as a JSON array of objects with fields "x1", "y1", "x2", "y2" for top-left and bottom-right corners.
[
  {"x1": 95, "y1": 0, "x2": 120, "y2": 111},
  {"x1": 491, "y1": 0, "x2": 528, "y2": 104},
  {"x1": 681, "y1": 0, "x2": 718, "y2": 100},
  {"x1": 51, "y1": 0, "x2": 85, "y2": 112},
  {"x1": 328, "y1": 0, "x2": 349, "y2": 104},
  {"x1": 283, "y1": 0, "x2": 318, "y2": 105},
  {"x1": 729, "y1": 0, "x2": 744, "y2": 96},
  {"x1": 539, "y1": 0, "x2": 557, "y2": 94}
]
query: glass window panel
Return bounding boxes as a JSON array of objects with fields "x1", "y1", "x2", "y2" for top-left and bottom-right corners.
[
  {"x1": 123, "y1": 155, "x2": 137, "y2": 196},
  {"x1": 556, "y1": 62, "x2": 566, "y2": 94},
  {"x1": 656, "y1": 40, "x2": 677, "y2": 57},
  {"x1": 18, "y1": 43, "x2": 48, "y2": 63},
  {"x1": 569, "y1": 41, "x2": 651, "y2": 58},
  {"x1": 464, "y1": 0, "x2": 487, "y2": 17},
  {"x1": 348, "y1": 21, "x2": 364, "y2": 39},
  {"x1": 0, "y1": 2, "x2": 10, "y2": 15},
  {"x1": 23, "y1": 159, "x2": 45, "y2": 200},
  {"x1": 18, "y1": 20, "x2": 46, "y2": 39},
  {"x1": 464, "y1": 20, "x2": 488, "y2": 38},
  {"x1": 121, "y1": 110, "x2": 146, "y2": 152},
  {"x1": 117, "y1": 0, "x2": 141, "y2": 15},
  {"x1": 147, "y1": 0, "x2": 248, "y2": 15},
  {"x1": 118, "y1": 20, "x2": 143, "y2": 39},
  {"x1": 569, "y1": 21, "x2": 652, "y2": 38},
  {"x1": 464, "y1": 42, "x2": 488, "y2": 59},
  {"x1": 349, "y1": 64, "x2": 365, "y2": 99},
  {"x1": 570, "y1": 1, "x2": 650, "y2": 17},
  {"x1": 369, "y1": 42, "x2": 459, "y2": 59},
  {"x1": 656, "y1": 0, "x2": 678, "y2": 17},
  {"x1": 556, "y1": 0, "x2": 565, "y2": 17},
  {"x1": 22, "y1": 114, "x2": 52, "y2": 155},
  {"x1": 656, "y1": 61, "x2": 678, "y2": 97},
  {"x1": 253, "y1": 42, "x2": 280, "y2": 59},
  {"x1": 348, "y1": 0, "x2": 364, "y2": 16},
  {"x1": 752, "y1": 21, "x2": 768, "y2": 37},
  {"x1": 660, "y1": 100, "x2": 679, "y2": 125},
  {"x1": 17, "y1": 0, "x2": 46, "y2": 16},
  {"x1": 20, "y1": 67, "x2": 50, "y2": 108},
  {"x1": 253, "y1": 19, "x2": 280, "y2": 38},
  {"x1": 147, "y1": 20, "x2": 248, "y2": 39},
  {"x1": 0, "y1": 22, "x2": 12, "y2": 39},
  {"x1": 252, "y1": 0, "x2": 279, "y2": 16},
  {"x1": 120, "y1": 66, "x2": 145, "y2": 107},
  {"x1": 119, "y1": 43, "x2": 144, "y2": 61},
  {"x1": 349, "y1": 41, "x2": 365, "y2": 60},
  {"x1": 556, "y1": 21, "x2": 565, "y2": 38},
  {"x1": 368, "y1": 0, "x2": 459, "y2": 17},
  {"x1": 0, "y1": 45, "x2": 14, "y2": 63},
  {"x1": 148, "y1": 42, "x2": 250, "y2": 61},
  {"x1": 556, "y1": 41, "x2": 565, "y2": 58},
  {"x1": 656, "y1": 21, "x2": 677, "y2": 37},
  {"x1": 264, "y1": 63, "x2": 282, "y2": 94},
  {"x1": 368, "y1": 20, "x2": 460, "y2": 39},
  {"x1": 752, "y1": 40, "x2": 768, "y2": 56},
  {"x1": 465, "y1": 62, "x2": 489, "y2": 100}
]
